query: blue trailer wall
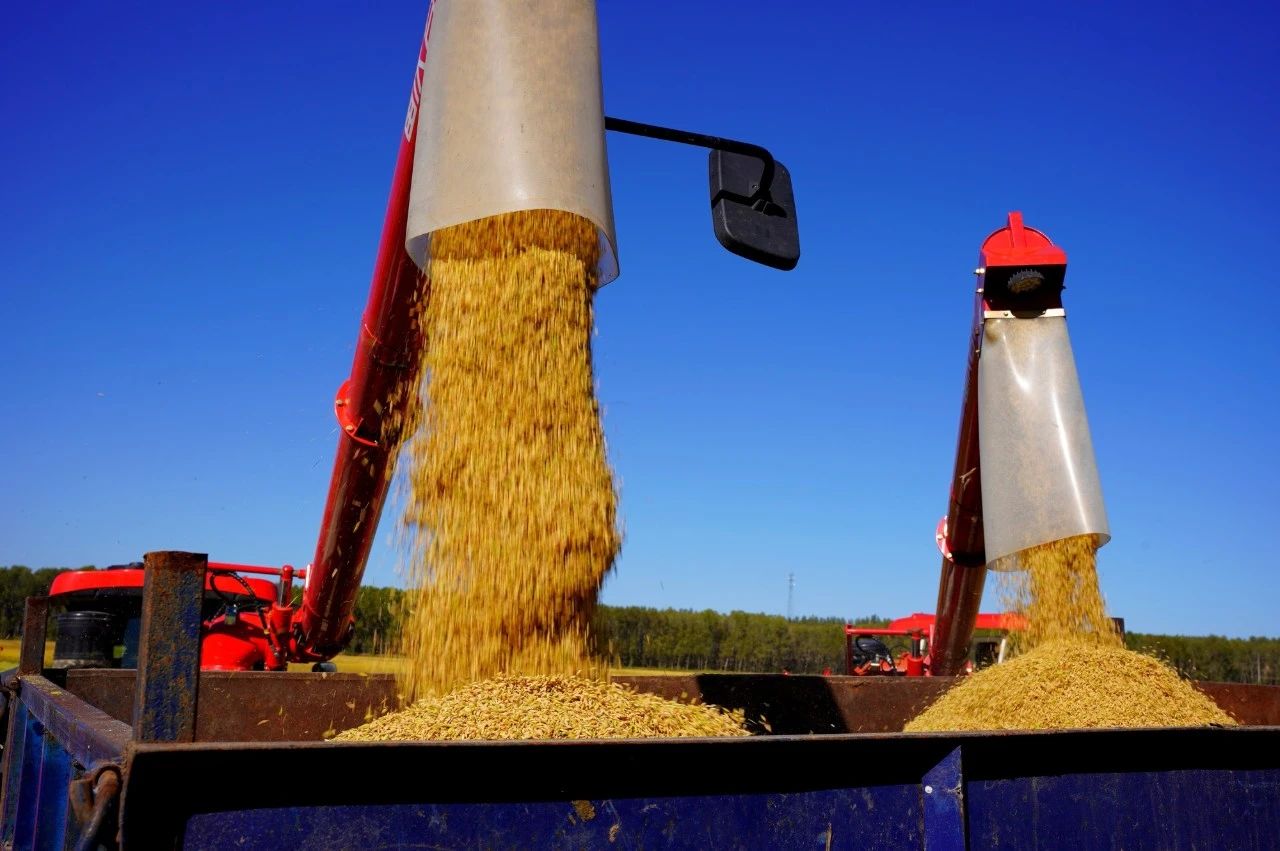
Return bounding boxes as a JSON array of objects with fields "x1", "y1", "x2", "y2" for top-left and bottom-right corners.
[{"x1": 115, "y1": 729, "x2": 1280, "y2": 850}]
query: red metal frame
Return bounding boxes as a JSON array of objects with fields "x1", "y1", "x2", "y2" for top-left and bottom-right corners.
[
  {"x1": 843, "y1": 626, "x2": 928, "y2": 677},
  {"x1": 978, "y1": 212, "x2": 1066, "y2": 271},
  {"x1": 49, "y1": 564, "x2": 279, "y2": 603},
  {"x1": 886, "y1": 612, "x2": 1025, "y2": 634},
  {"x1": 929, "y1": 212, "x2": 1066, "y2": 675}
]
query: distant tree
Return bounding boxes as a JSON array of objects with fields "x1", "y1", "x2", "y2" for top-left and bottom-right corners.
[
  {"x1": 588, "y1": 607, "x2": 866, "y2": 673},
  {"x1": 349, "y1": 585, "x2": 406, "y2": 654},
  {"x1": 0, "y1": 566, "x2": 71, "y2": 637},
  {"x1": 1127, "y1": 633, "x2": 1280, "y2": 685}
]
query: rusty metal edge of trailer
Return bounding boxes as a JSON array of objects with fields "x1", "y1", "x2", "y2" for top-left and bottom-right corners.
[
  {"x1": 57, "y1": 669, "x2": 1279, "y2": 742},
  {"x1": 616, "y1": 672, "x2": 1280, "y2": 731},
  {"x1": 0, "y1": 674, "x2": 131, "y2": 850},
  {"x1": 115, "y1": 725, "x2": 1280, "y2": 848},
  {"x1": 61, "y1": 669, "x2": 400, "y2": 743},
  {"x1": 12, "y1": 675, "x2": 131, "y2": 771}
]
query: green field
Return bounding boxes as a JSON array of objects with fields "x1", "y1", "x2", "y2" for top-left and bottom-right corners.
[
  {"x1": 288, "y1": 653, "x2": 406, "y2": 675},
  {"x1": 0, "y1": 640, "x2": 48, "y2": 669}
]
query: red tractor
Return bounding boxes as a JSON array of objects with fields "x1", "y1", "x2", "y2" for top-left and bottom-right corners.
[
  {"x1": 46, "y1": 562, "x2": 305, "y2": 671},
  {"x1": 843, "y1": 612, "x2": 1026, "y2": 676}
]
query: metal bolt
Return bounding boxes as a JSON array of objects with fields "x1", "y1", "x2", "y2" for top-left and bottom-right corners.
[
  {"x1": 924, "y1": 785, "x2": 934, "y2": 794},
  {"x1": 344, "y1": 424, "x2": 356, "y2": 433}
]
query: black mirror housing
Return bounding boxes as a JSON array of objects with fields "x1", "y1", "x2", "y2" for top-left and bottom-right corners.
[{"x1": 709, "y1": 149, "x2": 800, "y2": 271}]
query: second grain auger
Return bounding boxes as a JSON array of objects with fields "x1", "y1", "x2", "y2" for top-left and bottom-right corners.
[{"x1": 932, "y1": 211, "x2": 1110, "y2": 674}]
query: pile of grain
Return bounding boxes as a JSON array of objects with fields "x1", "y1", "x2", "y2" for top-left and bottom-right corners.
[
  {"x1": 335, "y1": 675, "x2": 748, "y2": 741},
  {"x1": 908, "y1": 535, "x2": 1236, "y2": 731},
  {"x1": 904, "y1": 639, "x2": 1234, "y2": 731},
  {"x1": 397, "y1": 210, "x2": 621, "y2": 700}
]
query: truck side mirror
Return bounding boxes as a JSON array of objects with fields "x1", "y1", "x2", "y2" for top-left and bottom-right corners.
[
  {"x1": 709, "y1": 149, "x2": 800, "y2": 271},
  {"x1": 604, "y1": 117, "x2": 801, "y2": 272}
]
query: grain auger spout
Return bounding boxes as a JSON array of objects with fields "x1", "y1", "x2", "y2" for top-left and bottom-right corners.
[
  {"x1": 295, "y1": 0, "x2": 626, "y2": 661},
  {"x1": 291, "y1": 0, "x2": 800, "y2": 663},
  {"x1": 930, "y1": 212, "x2": 1110, "y2": 676}
]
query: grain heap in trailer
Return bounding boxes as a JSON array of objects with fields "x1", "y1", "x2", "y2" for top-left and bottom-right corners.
[{"x1": 3, "y1": 1, "x2": 1278, "y2": 848}]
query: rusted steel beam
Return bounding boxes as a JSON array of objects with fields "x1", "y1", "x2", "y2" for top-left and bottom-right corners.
[
  {"x1": 134, "y1": 551, "x2": 207, "y2": 743},
  {"x1": 66, "y1": 670, "x2": 398, "y2": 742},
  {"x1": 16, "y1": 675, "x2": 130, "y2": 770},
  {"x1": 1196, "y1": 681, "x2": 1280, "y2": 726},
  {"x1": 18, "y1": 597, "x2": 50, "y2": 675}
]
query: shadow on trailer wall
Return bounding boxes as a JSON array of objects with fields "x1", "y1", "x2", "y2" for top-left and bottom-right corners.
[{"x1": 3, "y1": 554, "x2": 1279, "y2": 850}]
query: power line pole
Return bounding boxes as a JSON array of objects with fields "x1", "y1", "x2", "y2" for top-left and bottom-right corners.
[{"x1": 787, "y1": 572, "x2": 795, "y2": 621}]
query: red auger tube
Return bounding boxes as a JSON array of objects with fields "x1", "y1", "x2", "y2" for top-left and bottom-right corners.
[{"x1": 292, "y1": 10, "x2": 434, "y2": 661}]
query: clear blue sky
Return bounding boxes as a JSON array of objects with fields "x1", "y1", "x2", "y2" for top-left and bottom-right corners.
[{"x1": 3, "y1": 2, "x2": 1277, "y2": 637}]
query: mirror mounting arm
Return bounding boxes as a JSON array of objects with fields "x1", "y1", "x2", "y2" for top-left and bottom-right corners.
[{"x1": 604, "y1": 116, "x2": 776, "y2": 205}]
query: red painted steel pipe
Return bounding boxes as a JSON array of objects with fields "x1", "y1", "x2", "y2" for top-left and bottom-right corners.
[
  {"x1": 208, "y1": 562, "x2": 305, "y2": 581},
  {"x1": 292, "y1": 12, "x2": 434, "y2": 660},
  {"x1": 931, "y1": 288, "x2": 988, "y2": 676}
]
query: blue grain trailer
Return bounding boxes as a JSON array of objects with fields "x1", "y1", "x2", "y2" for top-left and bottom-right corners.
[{"x1": 3, "y1": 557, "x2": 1278, "y2": 849}]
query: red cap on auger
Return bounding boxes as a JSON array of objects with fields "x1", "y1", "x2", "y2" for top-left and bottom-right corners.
[
  {"x1": 980, "y1": 211, "x2": 1067, "y2": 269},
  {"x1": 979, "y1": 211, "x2": 1068, "y2": 310}
]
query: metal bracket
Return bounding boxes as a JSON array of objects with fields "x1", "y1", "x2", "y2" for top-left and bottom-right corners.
[
  {"x1": 922, "y1": 746, "x2": 967, "y2": 851},
  {"x1": 18, "y1": 597, "x2": 50, "y2": 675},
  {"x1": 983, "y1": 308, "x2": 1066, "y2": 320},
  {"x1": 604, "y1": 116, "x2": 777, "y2": 208},
  {"x1": 134, "y1": 551, "x2": 206, "y2": 743},
  {"x1": 335, "y1": 378, "x2": 378, "y2": 447},
  {"x1": 69, "y1": 766, "x2": 121, "y2": 851}
]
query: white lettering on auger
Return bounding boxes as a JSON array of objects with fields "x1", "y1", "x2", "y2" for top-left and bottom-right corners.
[
  {"x1": 403, "y1": 11, "x2": 434, "y2": 142},
  {"x1": 404, "y1": 53, "x2": 427, "y2": 141}
]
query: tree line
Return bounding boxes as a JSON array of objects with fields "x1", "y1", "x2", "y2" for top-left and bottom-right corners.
[
  {"x1": 1122, "y1": 632, "x2": 1280, "y2": 686},
  {"x1": 344, "y1": 586, "x2": 888, "y2": 671},
  {"x1": 3, "y1": 566, "x2": 1277, "y2": 683},
  {"x1": 0, "y1": 566, "x2": 87, "y2": 637},
  {"x1": 339, "y1": 586, "x2": 1280, "y2": 684}
]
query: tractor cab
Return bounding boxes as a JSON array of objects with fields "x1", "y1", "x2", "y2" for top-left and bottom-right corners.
[
  {"x1": 48, "y1": 563, "x2": 281, "y2": 670},
  {"x1": 843, "y1": 612, "x2": 1026, "y2": 676}
]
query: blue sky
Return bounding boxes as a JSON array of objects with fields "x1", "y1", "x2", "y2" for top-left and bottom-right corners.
[{"x1": 3, "y1": 2, "x2": 1277, "y2": 637}]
